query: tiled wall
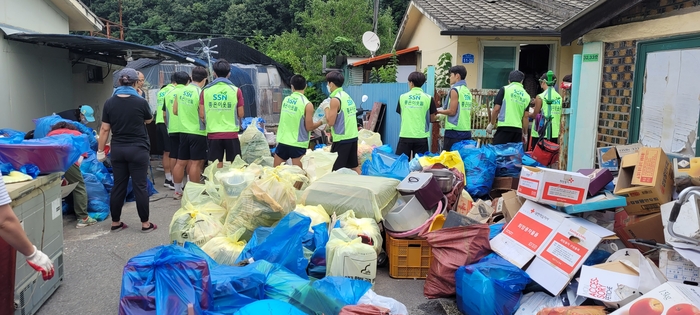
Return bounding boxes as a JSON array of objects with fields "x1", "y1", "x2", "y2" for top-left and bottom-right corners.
[{"x1": 597, "y1": 40, "x2": 636, "y2": 147}]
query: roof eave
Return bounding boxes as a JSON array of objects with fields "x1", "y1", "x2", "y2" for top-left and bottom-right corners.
[
  {"x1": 558, "y1": 0, "x2": 644, "y2": 45},
  {"x1": 49, "y1": 0, "x2": 104, "y2": 32},
  {"x1": 440, "y1": 29, "x2": 561, "y2": 37}
]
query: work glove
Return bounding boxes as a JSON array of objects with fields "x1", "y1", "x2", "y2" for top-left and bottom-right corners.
[
  {"x1": 96, "y1": 150, "x2": 106, "y2": 162},
  {"x1": 486, "y1": 123, "x2": 494, "y2": 135},
  {"x1": 26, "y1": 245, "x2": 55, "y2": 281}
]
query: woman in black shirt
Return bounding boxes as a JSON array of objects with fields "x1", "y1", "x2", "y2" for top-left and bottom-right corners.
[{"x1": 97, "y1": 68, "x2": 156, "y2": 233}]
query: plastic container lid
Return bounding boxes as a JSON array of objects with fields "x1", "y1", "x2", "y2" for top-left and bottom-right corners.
[
  {"x1": 396, "y1": 172, "x2": 434, "y2": 193},
  {"x1": 383, "y1": 195, "x2": 431, "y2": 232}
]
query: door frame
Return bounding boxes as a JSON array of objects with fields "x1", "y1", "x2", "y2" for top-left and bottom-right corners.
[
  {"x1": 477, "y1": 40, "x2": 558, "y2": 89},
  {"x1": 629, "y1": 34, "x2": 700, "y2": 156}
]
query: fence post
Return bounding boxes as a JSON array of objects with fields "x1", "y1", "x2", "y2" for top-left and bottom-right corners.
[{"x1": 426, "y1": 66, "x2": 437, "y2": 152}]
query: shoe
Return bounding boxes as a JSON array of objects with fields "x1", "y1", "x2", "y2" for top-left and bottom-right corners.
[
  {"x1": 76, "y1": 216, "x2": 97, "y2": 229},
  {"x1": 141, "y1": 223, "x2": 157, "y2": 233},
  {"x1": 174, "y1": 192, "x2": 183, "y2": 200},
  {"x1": 164, "y1": 179, "x2": 174, "y2": 190}
]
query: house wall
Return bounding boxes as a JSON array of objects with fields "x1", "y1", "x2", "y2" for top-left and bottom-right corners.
[
  {"x1": 0, "y1": 0, "x2": 69, "y2": 33},
  {"x1": 406, "y1": 13, "x2": 458, "y2": 73},
  {"x1": 71, "y1": 64, "x2": 116, "y2": 127},
  {"x1": 581, "y1": 0, "x2": 700, "y2": 148}
]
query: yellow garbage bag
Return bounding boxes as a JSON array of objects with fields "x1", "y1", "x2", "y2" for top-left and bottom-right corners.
[
  {"x1": 358, "y1": 129, "x2": 382, "y2": 147},
  {"x1": 201, "y1": 228, "x2": 247, "y2": 266},
  {"x1": 182, "y1": 182, "x2": 215, "y2": 207},
  {"x1": 273, "y1": 164, "x2": 310, "y2": 190},
  {"x1": 326, "y1": 229, "x2": 377, "y2": 284},
  {"x1": 169, "y1": 204, "x2": 223, "y2": 246},
  {"x1": 293, "y1": 204, "x2": 330, "y2": 231},
  {"x1": 418, "y1": 151, "x2": 466, "y2": 179},
  {"x1": 338, "y1": 210, "x2": 383, "y2": 254},
  {"x1": 301, "y1": 149, "x2": 338, "y2": 182}
]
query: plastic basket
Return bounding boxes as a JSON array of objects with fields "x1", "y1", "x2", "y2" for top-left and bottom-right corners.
[{"x1": 386, "y1": 235, "x2": 433, "y2": 279}]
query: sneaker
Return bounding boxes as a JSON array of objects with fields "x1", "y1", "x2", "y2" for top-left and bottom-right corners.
[
  {"x1": 164, "y1": 179, "x2": 174, "y2": 190},
  {"x1": 174, "y1": 192, "x2": 183, "y2": 200},
  {"x1": 76, "y1": 216, "x2": 97, "y2": 229}
]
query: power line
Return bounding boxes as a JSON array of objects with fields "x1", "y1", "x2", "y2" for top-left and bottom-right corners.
[{"x1": 123, "y1": 26, "x2": 258, "y2": 39}]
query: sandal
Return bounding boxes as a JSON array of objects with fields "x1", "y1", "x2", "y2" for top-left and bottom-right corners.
[
  {"x1": 141, "y1": 223, "x2": 157, "y2": 233},
  {"x1": 110, "y1": 222, "x2": 128, "y2": 232}
]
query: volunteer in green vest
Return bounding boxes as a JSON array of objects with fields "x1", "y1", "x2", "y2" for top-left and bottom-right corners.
[
  {"x1": 487, "y1": 70, "x2": 531, "y2": 145},
  {"x1": 171, "y1": 66, "x2": 208, "y2": 200},
  {"x1": 396, "y1": 71, "x2": 438, "y2": 159},
  {"x1": 437, "y1": 65, "x2": 473, "y2": 151},
  {"x1": 529, "y1": 72, "x2": 563, "y2": 150},
  {"x1": 274, "y1": 74, "x2": 323, "y2": 167},
  {"x1": 156, "y1": 75, "x2": 176, "y2": 190},
  {"x1": 163, "y1": 71, "x2": 190, "y2": 198},
  {"x1": 325, "y1": 71, "x2": 360, "y2": 172},
  {"x1": 199, "y1": 59, "x2": 245, "y2": 169}
]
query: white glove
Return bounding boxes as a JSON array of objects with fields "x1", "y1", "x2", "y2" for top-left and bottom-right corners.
[
  {"x1": 26, "y1": 246, "x2": 55, "y2": 281},
  {"x1": 96, "y1": 150, "x2": 106, "y2": 162},
  {"x1": 486, "y1": 123, "x2": 494, "y2": 135}
]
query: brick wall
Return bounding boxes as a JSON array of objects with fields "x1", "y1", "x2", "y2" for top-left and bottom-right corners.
[
  {"x1": 597, "y1": 40, "x2": 637, "y2": 147},
  {"x1": 611, "y1": 0, "x2": 700, "y2": 25}
]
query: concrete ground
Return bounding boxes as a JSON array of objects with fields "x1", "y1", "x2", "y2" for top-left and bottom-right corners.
[{"x1": 35, "y1": 171, "x2": 458, "y2": 315}]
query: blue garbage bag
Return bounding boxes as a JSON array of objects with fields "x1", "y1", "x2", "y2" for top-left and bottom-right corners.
[
  {"x1": 0, "y1": 129, "x2": 26, "y2": 141},
  {"x1": 0, "y1": 162, "x2": 13, "y2": 175},
  {"x1": 522, "y1": 153, "x2": 544, "y2": 168},
  {"x1": 484, "y1": 143, "x2": 524, "y2": 178},
  {"x1": 119, "y1": 246, "x2": 161, "y2": 315},
  {"x1": 84, "y1": 173, "x2": 110, "y2": 221},
  {"x1": 234, "y1": 300, "x2": 305, "y2": 315},
  {"x1": 125, "y1": 178, "x2": 158, "y2": 202},
  {"x1": 34, "y1": 115, "x2": 97, "y2": 151},
  {"x1": 456, "y1": 253, "x2": 531, "y2": 315},
  {"x1": 584, "y1": 249, "x2": 612, "y2": 266},
  {"x1": 80, "y1": 152, "x2": 113, "y2": 192},
  {"x1": 311, "y1": 276, "x2": 372, "y2": 305},
  {"x1": 308, "y1": 223, "x2": 329, "y2": 279},
  {"x1": 0, "y1": 134, "x2": 91, "y2": 173},
  {"x1": 451, "y1": 139, "x2": 478, "y2": 151},
  {"x1": 236, "y1": 212, "x2": 311, "y2": 279},
  {"x1": 457, "y1": 145, "x2": 496, "y2": 197},
  {"x1": 361, "y1": 150, "x2": 410, "y2": 180},
  {"x1": 153, "y1": 245, "x2": 213, "y2": 315},
  {"x1": 241, "y1": 117, "x2": 265, "y2": 132},
  {"x1": 62, "y1": 201, "x2": 72, "y2": 215},
  {"x1": 489, "y1": 223, "x2": 504, "y2": 240},
  {"x1": 20, "y1": 164, "x2": 40, "y2": 179}
]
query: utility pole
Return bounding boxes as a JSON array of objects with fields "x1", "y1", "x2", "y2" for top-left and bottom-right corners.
[{"x1": 373, "y1": 0, "x2": 379, "y2": 34}]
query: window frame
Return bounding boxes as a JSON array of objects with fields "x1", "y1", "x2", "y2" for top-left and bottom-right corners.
[{"x1": 477, "y1": 40, "x2": 558, "y2": 89}]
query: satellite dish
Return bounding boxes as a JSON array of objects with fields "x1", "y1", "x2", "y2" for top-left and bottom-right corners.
[{"x1": 362, "y1": 31, "x2": 381, "y2": 57}]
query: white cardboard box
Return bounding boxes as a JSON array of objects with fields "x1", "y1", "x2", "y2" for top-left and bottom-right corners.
[
  {"x1": 577, "y1": 263, "x2": 641, "y2": 303},
  {"x1": 490, "y1": 200, "x2": 615, "y2": 295},
  {"x1": 517, "y1": 166, "x2": 590, "y2": 206},
  {"x1": 611, "y1": 282, "x2": 700, "y2": 315}
]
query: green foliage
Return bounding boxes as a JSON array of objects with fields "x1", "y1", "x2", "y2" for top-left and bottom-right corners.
[
  {"x1": 436, "y1": 52, "x2": 453, "y2": 88},
  {"x1": 369, "y1": 52, "x2": 398, "y2": 83}
]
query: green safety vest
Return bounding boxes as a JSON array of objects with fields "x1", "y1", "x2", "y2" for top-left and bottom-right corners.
[
  {"x1": 164, "y1": 85, "x2": 187, "y2": 134},
  {"x1": 178, "y1": 84, "x2": 205, "y2": 136},
  {"x1": 156, "y1": 84, "x2": 175, "y2": 124},
  {"x1": 498, "y1": 82, "x2": 530, "y2": 128},
  {"x1": 399, "y1": 87, "x2": 432, "y2": 138},
  {"x1": 329, "y1": 87, "x2": 358, "y2": 142},
  {"x1": 445, "y1": 85, "x2": 473, "y2": 131},
  {"x1": 203, "y1": 82, "x2": 239, "y2": 134},
  {"x1": 531, "y1": 88, "x2": 563, "y2": 138},
  {"x1": 277, "y1": 92, "x2": 312, "y2": 148}
]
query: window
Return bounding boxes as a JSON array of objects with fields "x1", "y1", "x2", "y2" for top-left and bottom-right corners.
[{"x1": 482, "y1": 46, "x2": 517, "y2": 89}]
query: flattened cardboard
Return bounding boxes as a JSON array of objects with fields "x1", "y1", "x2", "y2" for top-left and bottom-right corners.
[
  {"x1": 562, "y1": 192, "x2": 627, "y2": 215},
  {"x1": 60, "y1": 182, "x2": 78, "y2": 199},
  {"x1": 597, "y1": 144, "x2": 642, "y2": 173},
  {"x1": 613, "y1": 148, "x2": 674, "y2": 215},
  {"x1": 577, "y1": 263, "x2": 640, "y2": 303},
  {"x1": 614, "y1": 210, "x2": 665, "y2": 252},
  {"x1": 493, "y1": 177, "x2": 520, "y2": 190},
  {"x1": 610, "y1": 282, "x2": 700, "y2": 315},
  {"x1": 517, "y1": 167, "x2": 590, "y2": 206},
  {"x1": 490, "y1": 200, "x2": 614, "y2": 295}
]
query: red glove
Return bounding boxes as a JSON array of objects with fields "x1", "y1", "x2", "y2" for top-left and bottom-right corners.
[{"x1": 26, "y1": 246, "x2": 55, "y2": 281}]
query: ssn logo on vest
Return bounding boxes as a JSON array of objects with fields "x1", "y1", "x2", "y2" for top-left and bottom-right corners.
[
  {"x1": 344, "y1": 98, "x2": 356, "y2": 115},
  {"x1": 283, "y1": 98, "x2": 299, "y2": 112},
  {"x1": 460, "y1": 93, "x2": 472, "y2": 109},
  {"x1": 213, "y1": 93, "x2": 228, "y2": 101},
  {"x1": 182, "y1": 90, "x2": 193, "y2": 98},
  {"x1": 510, "y1": 89, "x2": 529, "y2": 103},
  {"x1": 209, "y1": 91, "x2": 232, "y2": 109}
]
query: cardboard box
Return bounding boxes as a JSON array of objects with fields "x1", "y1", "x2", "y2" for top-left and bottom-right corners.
[
  {"x1": 493, "y1": 177, "x2": 520, "y2": 190},
  {"x1": 614, "y1": 210, "x2": 665, "y2": 252},
  {"x1": 577, "y1": 262, "x2": 641, "y2": 303},
  {"x1": 517, "y1": 167, "x2": 590, "y2": 206},
  {"x1": 610, "y1": 282, "x2": 700, "y2": 315},
  {"x1": 613, "y1": 148, "x2": 674, "y2": 215},
  {"x1": 660, "y1": 199, "x2": 700, "y2": 244},
  {"x1": 597, "y1": 144, "x2": 642, "y2": 173},
  {"x1": 562, "y1": 192, "x2": 627, "y2": 215},
  {"x1": 673, "y1": 157, "x2": 700, "y2": 178},
  {"x1": 578, "y1": 169, "x2": 614, "y2": 197},
  {"x1": 496, "y1": 190, "x2": 524, "y2": 223},
  {"x1": 490, "y1": 200, "x2": 614, "y2": 295}
]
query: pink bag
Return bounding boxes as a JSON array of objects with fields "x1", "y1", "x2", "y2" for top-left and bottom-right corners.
[
  {"x1": 340, "y1": 305, "x2": 390, "y2": 315},
  {"x1": 419, "y1": 224, "x2": 491, "y2": 298}
]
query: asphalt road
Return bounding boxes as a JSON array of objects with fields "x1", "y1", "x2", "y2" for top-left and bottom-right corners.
[{"x1": 35, "y1": 172, "x2": 457, "y2": 315}]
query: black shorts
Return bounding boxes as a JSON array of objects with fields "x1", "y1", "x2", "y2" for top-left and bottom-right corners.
[
  {"x1": 208, "y1": 138, "x2": 241, "y2": 162},
  {"x1": 275, "y1": 143, "x2": 307, "y2": 160},
  {"x1": 396, "y1": 138, "x2": 429, "y2": 159},
  {"x1": 155, "y1": 123, "x2": 170, "y2": 153},
  {"x1": 330, "y1": 138, "x2": 359, "y2": 171},
  {"x1": 178, "y1": 134, "x2": 208, "y2": 161},
  {"x1": 492, "y1": 127, "x2": 524, "y2": 145},
  {"x1": 169, "y1": 133, "x2": 181, "y2": 160}
]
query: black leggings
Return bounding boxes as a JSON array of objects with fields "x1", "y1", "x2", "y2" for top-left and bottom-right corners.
[{"x1": 110, "y1": 146, "x2": 150, "y2": 223}]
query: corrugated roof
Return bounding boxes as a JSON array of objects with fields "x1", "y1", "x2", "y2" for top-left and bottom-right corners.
[{"x1": 352, "y1": 46, "x2": 419, "y2": 66}]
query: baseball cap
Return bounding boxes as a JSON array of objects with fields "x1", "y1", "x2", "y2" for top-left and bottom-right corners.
[
  {"x1": 80, "y1": 105, "x2": 95, "y2": 122},
  {"x1": 117, "y1": 68, "x2": 139, "y2": 84}
]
